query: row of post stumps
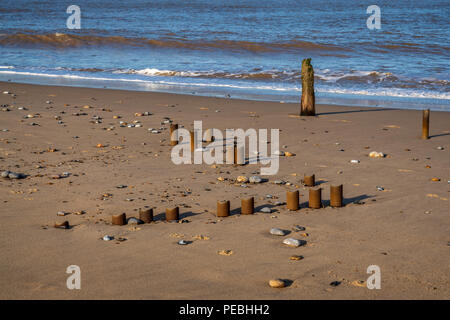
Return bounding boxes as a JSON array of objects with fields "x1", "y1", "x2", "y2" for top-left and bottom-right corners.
[
  {"x1": 109, "y1": 175, "x2": 344, "y2": 225},
  {"x1": 111, "y1": 207, "x2": 180, "y2": 225}
]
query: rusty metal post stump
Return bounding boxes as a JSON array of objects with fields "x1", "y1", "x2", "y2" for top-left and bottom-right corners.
[
  {"x1": 165, "y1": 207, "x2": 179, "y2": 221},
  {"x1": 241, "y1": 197, "x2": 254, "y2": 215},
  {"x1": 217, "y1": 200, "x2": 230, "y2": 217},
  {"x1": 330, "y1": 185, "x2": 343, "y2": 207},
  {"x1": 139, "y1": 208, "x2": 154, "y2": 223},
  {"x1": 286, "y1": 190, "x2": 299, "y2": 211},
  {"x1": 170, "y1": 123, "x2": 178, "y2": 146},
  {"x1": 190, "y1": 130, "x2": 195, "y2": 152},
  {"x1": 422, "y1": 109, "x2": 430, "y2": 140},
  {"x1": 304, "y1": 174, "x2": 315, "y2": 187},
  {"x1": 112, "y1": 213, "x2": 126, "y2": 225},
  {"x1": 309, "y1": 188, "x2": 322, "y2": 208}
]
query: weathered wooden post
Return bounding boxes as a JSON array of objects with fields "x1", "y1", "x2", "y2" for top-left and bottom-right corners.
[
  {"x1": 422, "y1": 109, "x2": 430, "y2": 139},
  {"x1": 300, "y1": 58, "x2": 315, "y2": 116}
]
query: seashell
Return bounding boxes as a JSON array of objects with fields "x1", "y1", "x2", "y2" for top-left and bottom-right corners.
[
  {"x1": 282, "y1": 238, "x2": 306, "y2": 247},
  {"x1": 269, "y1": 279, "x2": 286, "y2": 288},
  {"x1": 270, "y1": 228, "x2": 286, "y2": 236}
]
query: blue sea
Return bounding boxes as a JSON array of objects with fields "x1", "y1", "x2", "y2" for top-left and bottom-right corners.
[{"x1": 0, "y1": 0, "x2": 449, "y2": 110}]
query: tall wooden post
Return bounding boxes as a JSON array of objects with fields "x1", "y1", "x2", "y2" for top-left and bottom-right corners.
[
  {"x1": 422, "y1": 109, "x2": 430, "y2": 140},
  {"x1": 300, "y1": 58, "x2": 315, "y2": 116}
]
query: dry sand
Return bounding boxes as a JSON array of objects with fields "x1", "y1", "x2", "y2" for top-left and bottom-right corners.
[{"x1": 0, "y1": 82, "x2": 449, "y2": 299}]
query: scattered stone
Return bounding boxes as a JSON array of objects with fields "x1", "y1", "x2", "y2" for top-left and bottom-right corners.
[
  {"x1": 260, "y1": 207, "x2": 272, "y2": 213},
  {"x1": 330, "y1": 281, "x2": 341, "y2": 287},
  {"x1": 285, "y1": 152, "x2": 295, "y2": 157},
  {"x1": 236, "y1": 176, "x2": 248, "y2": 183},
  {"x1": 292, "y1": 225, "x2": 306, "y2": 232},
  {"x1": 270, "y1": 228, "x2": 287, "y2": 236},
  {"x1": 351, "y1": 280, "x2": 366, "y2": 287},
  {"x1": 282, "y1": 238, "x2": 306, "y2": 247},
  {"x1": 127, "y1": 217, "x2": 144, "y2": 225},
  {"x1": 369, "y1": 151, "x2": 384, "y2": 158},
  {"x1": 4, "y1": 171, "x2": 26, "y2": 179},
  {"x1": 218, "y1": 250, "x2": 233, "y2": 256},
  {"x1": 249, "y1": 175, "x2": 263, "y2": 183},
  {"x1": 54, "y1": 221, "x2": 69, "y2": 229},
  {"x1": 269, "y1": 279, "x2": 286, "y2": 288}
]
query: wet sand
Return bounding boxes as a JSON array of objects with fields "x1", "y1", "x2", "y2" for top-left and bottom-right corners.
[{"x1": 0, "y1": 81, "x2": 449, "y2": 299}]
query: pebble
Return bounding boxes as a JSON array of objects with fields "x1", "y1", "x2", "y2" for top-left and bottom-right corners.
[
  {"x1": 290, "y1": 255, "x2": 304, "y2": 261},
  {"x1": 127, "y1": 217, "x2": 144, "y2": 225},
  {"x1": 103, "y1": 235, "x2": 114, "y2": 241},
  {"x1": 437, "y1": 146, "x2": 444, "y2": 150},
  {"x1": 178, "y1": 240, "x2": 188, "y2": 245},
  {"x1": 268, "y1": 279, "x2": 286, "y2": 288},
  {"x1": 292, "y1": 225, "x2": 306, "y2": 232},
  {"x1": 236, "y1": 176, "x2": 248, "y2": 183},
  {"x1": 273, "y1": 180, "x2": 285, "y2": 185},
  {"x1": 350, "y1": 159, "x2": 360, "y2": 164},
  {"x1": 282, "y1": 238, "x2": 306, "y2": 247},
  {"x1": 5, "y1": 172, "x2": 25, "y2": 179},
  {"x1": 270, "y1": 228, "x2": 287, "y2": 236},
  {"x1": 249, "y1": 175, "x2": 263, "y2": 183},
  {"x1": 57, "y1": 211, "x2": 68, "y2": 216},
  {"x1": 260, "y1": 207, "x2": 272, "y2": 213},
  {"x1": 369, "y1": 151, "x2": 384, "y2": 158},
  {"x1": 1, "y1": 170, "x2": 10, "y2": 178},
  {"x1": 376, "y1": 186, "x2": 384, "y2": 191}
]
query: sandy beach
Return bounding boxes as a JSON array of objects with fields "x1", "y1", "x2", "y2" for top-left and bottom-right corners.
[{"x1": 0, "y1": 81, "x2": 449, "y2": 299}]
